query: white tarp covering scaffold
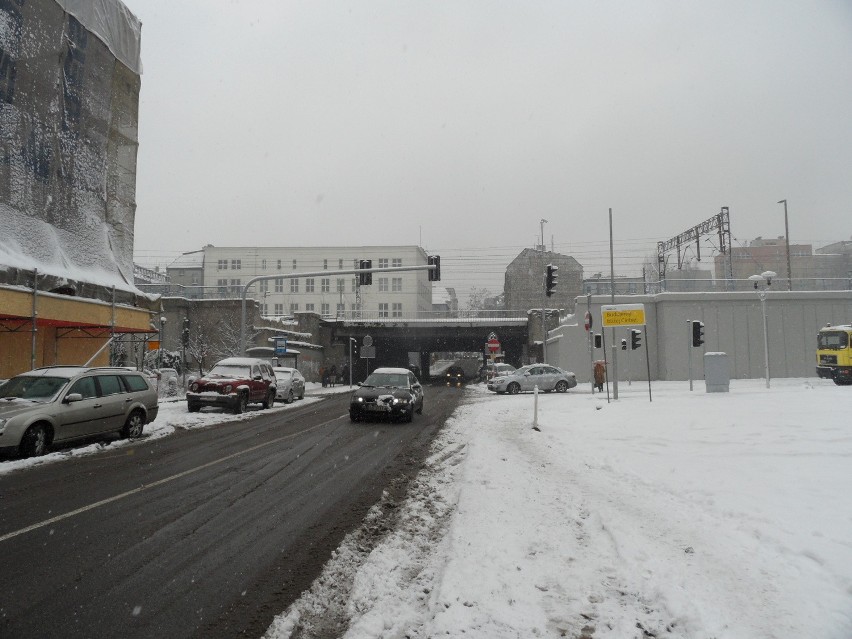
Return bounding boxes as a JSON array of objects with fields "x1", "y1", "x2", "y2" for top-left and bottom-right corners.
[{"x1": 0, "y1": 0, "x2": 147, "y2": 303}]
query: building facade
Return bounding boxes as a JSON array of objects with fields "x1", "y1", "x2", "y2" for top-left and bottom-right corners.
[
  {"x1": 170, "y1": 245, "x2": 433, "y2": 319},
  {"x1": 504, "y1": 248, "x2": 583, "y2": 313}
]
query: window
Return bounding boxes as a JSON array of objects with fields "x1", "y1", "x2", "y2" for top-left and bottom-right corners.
[
  {"x1": 262, "y1": 303, "x2": 268, "y2": 315},
  {"x1": 261, "y1": 259, "x2": 267, "y2": 270},
  {"x1": 290, "y1": 279, "x2": 299, "y2": 293},
  {"x1": 351, "y1": 278, "x2": 357, "y2": 292},
  {"x1": 231, "y1": 259, "x2": 241, "y2": 270},
  {"x1": 338, "y1": 258, "x2": 343, "y2": 270},
  {"x1": 321, "y1": 303, "x2": 330, "y2": 316},
  {"x1": 306, "y1": 303, "x2": 315, "y2": 312},
  {"x1": 392, "y1": 277, "x2": 402, "y2": 292},
  {"x1": 379, "y1": 258, "x2": 389, "y2": 269},
  {"x1": 217, "y1": 259, "x2": 227, "y2": 270},
  {"x1": 306, "y1": 278, "x2": 315, "y2": 292},
  {"x1": 378, "y1": 277, "x2": 388, "y2": 292},
  {"x1": 277, "y1": 259, "x2": 282, "y2": 270},
  {"x1": 336, "y1": 303, "x2": 345, "y2": 316},
  {"x1": 97, "y1": 375, "x2": 123, "y2": 396},
  {"x1": 323, "y1": 259, "x2": 328, "y2": 270},
  {"x1": 392, "y1": 303, "x2": 403, "y2": 317},
  {"x1": 392, "y1": 258, "x2": 402, "y2": 268},
  {"x1": 217, "y1": 278, "x2": 228, "y2": 295},
  {"x1": 337, "y1": 278, "x2": 345, "y2": 292},
  {"x1": 69, "y1": 377, "x2": 97, "y2": 399},
  {"x1": 378, "y1": 303, "x2": 389, "y2": 317},
  {"x1": 122, "y1": 375, "x2": 149, "y2": 393},
  {"x1": 292, "y1": 259, "x2": 297, "y2": 270},
  {"x1": 321, "y1": 278, "x2": 330, "y2": 293},
  {"x1": 274, "y1": 278, "x2": 284, "y2": 293},
  {"x1": 274, "y1": 303, "x2": 283, "y2": 315},
  {"x1": 290, "y1": 303, "x2": 299, "y2": 313},
  {"x1": 259, "y1": 280, "x2": 268, "y2": 293},
  {"x1": 230, "y1": 278, "x2": 241, "y2": 293}
]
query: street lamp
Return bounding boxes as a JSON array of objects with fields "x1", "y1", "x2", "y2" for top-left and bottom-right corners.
[
  {"x1": 748, "y1": 271, "x2": 776, "y2": 388},
  {"x1": 777, "y1": 200, "x2": 792, "y2": 290},
  {"x1": 349, "y1": 337, "x2": 357, "y2": 387}
]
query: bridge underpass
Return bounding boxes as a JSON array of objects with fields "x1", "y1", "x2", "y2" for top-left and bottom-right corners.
[{"x1": 331, "y1": 317, "x2": 530, "y2": 380}]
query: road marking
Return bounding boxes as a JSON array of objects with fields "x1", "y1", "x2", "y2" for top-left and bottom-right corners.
[{"x1": 0, "y1": 416, "x2": 346, "y2": 544}]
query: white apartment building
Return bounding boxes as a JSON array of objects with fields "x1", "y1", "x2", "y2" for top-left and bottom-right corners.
[{"x1": 197, "y1": 245, "x2": 432, "y2": 318}]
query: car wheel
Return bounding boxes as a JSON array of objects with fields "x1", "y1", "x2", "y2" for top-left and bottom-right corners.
[
  {"x1": 121, "y1": 409, "x2": 146, "y2": 439},
  {"x1": 286, "y1": 389, "x2": 294, "y2": 404},
  {"x1": 234, "y1": 393, "x2": 248, "y2": 414},
  {"x1": 20, "y1": 423, "x2": 49, "y2": 458},
  {"x1": 405, "y1": 408, "x2": 414, "y2": 423},
  {"x1": 349, "y1": 410, "x2": 360, "y2": 422},
  {"x1": 187, "y1": 403, "x2": 200, "y2": 413},
  {"x1": 555, "y1": 380, "x2": 569, "y2": 393},
  {"x1": 507, "y1": 382, "x2": 521, "y2": 395},
  {"x1": 262, "y1": 390, "x2": 275, "y2": 409}
]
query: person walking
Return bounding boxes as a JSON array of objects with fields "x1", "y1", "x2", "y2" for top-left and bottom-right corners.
[{"x1": 329, "y1": 364, "x2": 337, "y2": 387}]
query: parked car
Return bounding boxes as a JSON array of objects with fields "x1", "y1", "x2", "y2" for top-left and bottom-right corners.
[
  {"x1": 478, "y1": 362, "x2": 516, "y2": 382},
  {"x1": 0, "y1": 366, "x2": 159, "y2": 458},
  {"x1": 349, "y1": 367, "x2": 424, "y2": 423},
  {"x1": 273, "y1": 367, "x2": 305, "y2": 403},
  {"x1": 487, "y1": 364, "x2": 577, "y2": 394},
  {"x1": 186, "y1": 358, "x2": 277, "y2": 413}
]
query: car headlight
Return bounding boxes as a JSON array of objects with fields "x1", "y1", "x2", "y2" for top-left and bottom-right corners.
[
  {"x1": 224, "y1": 384, "x2": 232, "y2": 393},
  {"x1": 356, "y1": 397, "x2": 364, "y2": 403},
  {"x1": 190, "y1": 383, "x2": 198, "y2": 392}
]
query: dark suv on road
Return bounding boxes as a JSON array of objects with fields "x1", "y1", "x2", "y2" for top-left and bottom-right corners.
[
  {"x1": 186, "y1": 358, "x2": 277, "y2": 413},
  {"x1": 349, "y1": 367, "x2": 424, "y2": 423}
]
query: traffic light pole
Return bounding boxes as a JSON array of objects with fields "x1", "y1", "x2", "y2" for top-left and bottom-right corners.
[{"x1": 688, "y1": 320, "x2": 693, "y2": 391}]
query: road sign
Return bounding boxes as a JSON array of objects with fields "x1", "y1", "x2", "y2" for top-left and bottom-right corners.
[
  {"x1": 361, "y1": 345, "x2": 376, "y2": 359},
  {"x1": 363, "y1": 335, "x2": 373, "y2": 347},
  {"x1": 273, "y1": 337, "x2": 287, "y2": 355},
  {"x1": 486, "y1": 332, "x2": 500, "y2": 353},
  {"x1": 601, "y1": 304, "x2": 646, "y2": 327},
  {"x1": 584, "y1": 311, "x2": 592, "y2": 331}
]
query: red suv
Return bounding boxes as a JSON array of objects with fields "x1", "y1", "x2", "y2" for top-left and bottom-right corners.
[{"x1": 186, "y1": 358, "x2": 277, "y2": 413}]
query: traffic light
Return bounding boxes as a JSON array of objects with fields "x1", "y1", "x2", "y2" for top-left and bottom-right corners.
[
  {"x1": 594, "y1": 333, "x2": 602, "y2": 349},
  {"x1": 631, "y1": 329, "x2": 642, "y2": 350},
  {"x1": 428, "y1": 255, "x2": 441, "y2": 281},
  {"x1": 691, "y1": 320, "x2": 705, "y2": 347},
  {"x1": 358, "y1": 259, "x2": 372, "y2": 285},
  {"x1": 182, "y1": 318, "x2": 190, "y2": 347},
  {"x1": 621, "y1": 338, "x2": 627, "y2": 350},
  {"x1": 545, "y1": 264, "x2": 558, "y2": 297}
]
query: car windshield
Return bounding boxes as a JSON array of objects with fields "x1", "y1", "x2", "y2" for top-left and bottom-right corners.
[
  {"x1": 209, "y1": 365, "x2": 251, "y2": 378},
  {"x1": 0, "y1": 375, "x2": 70, "y2": 402},
  {"x1": 362, "y1": 373, "x2": 408, "y2": 388}
]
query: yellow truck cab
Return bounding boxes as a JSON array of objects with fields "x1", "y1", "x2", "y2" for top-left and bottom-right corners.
[{"x1": 816, "y1": 324, "x2": 852, "y2": 385}]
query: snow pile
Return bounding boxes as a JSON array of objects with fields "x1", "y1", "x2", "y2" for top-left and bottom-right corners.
[{"x1": 266, "y1": 378, "x2": 852, "y2": 638}]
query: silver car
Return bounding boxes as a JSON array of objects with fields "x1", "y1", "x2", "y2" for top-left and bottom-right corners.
[
  {"x1": 273, "y1": 367, "x2": 306, "y2": 403},
  {"x1": 0, "y1": 366, "x2": 159, "y2": 458},
  {"x1": 487, "y1": 364, "x2": 577, "y2": 394}
]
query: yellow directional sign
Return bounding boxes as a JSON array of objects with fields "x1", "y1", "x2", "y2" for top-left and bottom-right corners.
[{"x1": 601, "y1": 304, "x2": 646, "y2": 327}]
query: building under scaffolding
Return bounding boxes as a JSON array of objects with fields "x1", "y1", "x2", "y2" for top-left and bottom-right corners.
[{"x1": 0, "y1": 0, "x2": 158, "y2": 378}]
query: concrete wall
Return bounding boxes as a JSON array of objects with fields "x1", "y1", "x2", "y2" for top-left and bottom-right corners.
[{"x1": 550, "y1": 291, "x2": 852, "y2": 382}]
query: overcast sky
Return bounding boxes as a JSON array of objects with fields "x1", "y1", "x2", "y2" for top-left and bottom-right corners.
[{"x1": 128, "y1": 0, "x2": 852, "y2": 295}]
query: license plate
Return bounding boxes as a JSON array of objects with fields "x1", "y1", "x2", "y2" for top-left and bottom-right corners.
[{"x1": 366, "y1": 404, "x2": 390, "y2": 412}]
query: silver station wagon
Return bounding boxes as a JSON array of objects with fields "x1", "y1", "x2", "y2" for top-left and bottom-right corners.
[{"x1": 0, "y1": 366, "x2": 159, "y2": 458}]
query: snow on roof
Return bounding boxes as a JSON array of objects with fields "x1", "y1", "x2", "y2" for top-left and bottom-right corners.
[{"x1": 167, "y1": 251, "x2": 205, "y2": 270}]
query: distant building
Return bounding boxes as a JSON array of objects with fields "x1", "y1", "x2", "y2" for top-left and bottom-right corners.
[
  {"x1": 432, "y1": 286, "x2": 458, "y2": 314},
  {"x1": 584, "y1": 273, "x2": 646, "y2": 295},
  {"x1": 504, "y1": 248, "x2": 583, "y2": 313},
  {"x1": 172, "y1": 245, "x2": 433, "y2": 318}
]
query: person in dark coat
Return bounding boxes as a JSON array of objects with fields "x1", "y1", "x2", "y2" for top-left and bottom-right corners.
[{"x1": 329, "y1": 365, "x2": 337, "y2": 387}]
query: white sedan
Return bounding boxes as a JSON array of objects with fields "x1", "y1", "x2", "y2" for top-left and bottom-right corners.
[
  {"x1": 273, "y1": 367, "x2": 306, "y2": 403},
  {"x1": 487, "y1": 364, "x2": 577, "y2": 394}
]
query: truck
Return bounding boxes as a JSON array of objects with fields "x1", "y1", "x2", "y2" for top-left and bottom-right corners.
[{"x1": 816, "y1": 324, "x2": 852, "y2": 385}]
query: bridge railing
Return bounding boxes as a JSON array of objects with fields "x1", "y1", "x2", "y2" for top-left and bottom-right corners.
[{"x1": 333, "y1": 309, "x2": 530, "y2": 322}]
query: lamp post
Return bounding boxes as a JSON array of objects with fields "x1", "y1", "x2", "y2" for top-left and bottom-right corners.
[
  {"x1": 349, "y1": 337, "x2": 356, "y2": 387},
  {"x1": 777, "y1": 200, "x2": 792, "y2": 290},
  {"x1": 539, "y1": 218, "x2": 548, "y2": 363},
  {"x1": 748, "y1": 271, "x2": 776, "y2": 388},
  {"x1": 158, "y1": 316, "x2": 167, "y2": 369}
]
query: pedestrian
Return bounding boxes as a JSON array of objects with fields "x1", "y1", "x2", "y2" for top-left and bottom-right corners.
[
  {"x1": 320, "y1": 366, "x2": 328, "y2": 388},
  {"x1": 593, "y1": 360, "x2": 606, "y2": 392},
  {"x1": 341, "y1": 363, "x2": 350, "y2": 385},
  {"x1": 329, "y1": 364, "x2": 337, "y2": 387}
]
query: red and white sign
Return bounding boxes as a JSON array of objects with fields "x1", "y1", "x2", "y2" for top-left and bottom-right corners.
[
  {"x1": 486, "y1": 332, "x2": 500, "y2": 353},
  {"x1": 584, "y1": 311, "x2": 593, "y2": 332}
]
